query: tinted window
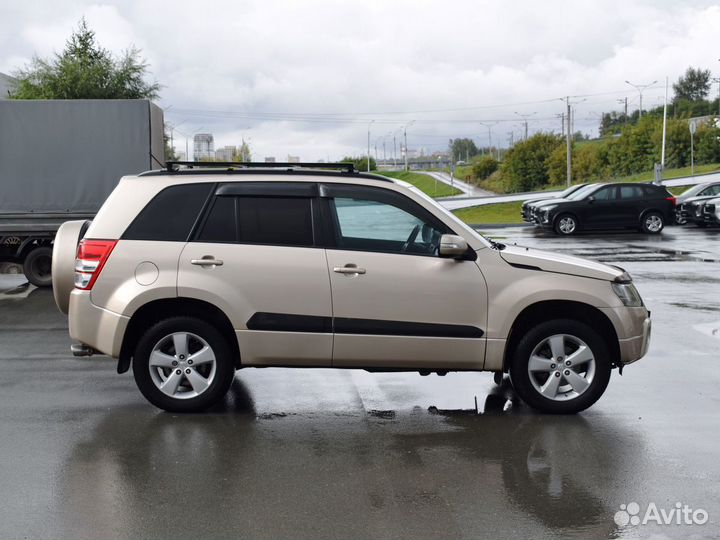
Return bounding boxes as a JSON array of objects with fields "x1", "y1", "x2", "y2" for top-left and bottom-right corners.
[
  {"x1": 332, "y1": 197, "x2": 444, "y2": 255},
  {"x1": 568, "y1": 185, "x2": 596, "y2": 200},
  {"x1": 197, "y1": 196, "x2": 237, "y2": 243},
  {"x1": 236, "y1": 197, "x2": 314, "y2": 246},
  {"x1": 702, "y1": 185, "x2": 720, "y2": 196},
  {"x1": 619, "y1": 185, "x2": 643, "y2": 200},
  {"x1": 123, "y1": 183, "x2": 213, "y2": 241},
  {"x1": 592, "y1": 186, "x2": 616, "y2": 201}
]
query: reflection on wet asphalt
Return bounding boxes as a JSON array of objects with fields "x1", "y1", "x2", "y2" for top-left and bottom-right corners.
[{"x1": 0, "y1": 226, "x2": 719, "y2": 539}]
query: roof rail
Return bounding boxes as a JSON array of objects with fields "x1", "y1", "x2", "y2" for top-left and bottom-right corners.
[{"x1": 165, "y1": 161, "x2": 356, "y2": 173}]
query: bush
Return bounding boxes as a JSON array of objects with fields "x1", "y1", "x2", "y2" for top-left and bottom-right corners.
[
  {"x1": 471, "y1": 155, "x2": 499, "y2": 180},
  {"x1": 341, "y1": 155, "x2": 376, "y2": 171},
  {"x1": 500, "y1": 133, "x2": 564, "y2": 192}
]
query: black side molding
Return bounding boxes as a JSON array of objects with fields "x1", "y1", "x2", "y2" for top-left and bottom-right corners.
[{"x1": 246, "y1": 312, "x2": 484, "y2": 339}]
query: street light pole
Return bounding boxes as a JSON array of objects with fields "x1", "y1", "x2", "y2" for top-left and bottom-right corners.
[
  {"x1": 625, "y1": 79, "x2": 657, "y2": 118},
  {"x1": 402, "y1": 121, "x2": 414, "y2": 172}
]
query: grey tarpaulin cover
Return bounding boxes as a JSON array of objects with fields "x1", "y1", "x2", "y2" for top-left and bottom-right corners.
[{"x1": 0, "y1": 99, "x2": 164, "y2": 215}]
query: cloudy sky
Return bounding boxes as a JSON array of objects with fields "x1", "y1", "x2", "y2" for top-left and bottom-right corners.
[{"x1": 1, "y1": 0, "x2": 719, "y2": 161}]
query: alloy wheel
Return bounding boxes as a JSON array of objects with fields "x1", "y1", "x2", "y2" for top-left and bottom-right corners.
[
  {"x1": 148, "y1": 332, "x2": 217, "y2": 399},
  {"x1": 527, "y1": 334, "x2": 596, "y2": 401}
]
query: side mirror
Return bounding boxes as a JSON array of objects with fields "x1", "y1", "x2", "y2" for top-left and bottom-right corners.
[
  {"x1": 587, "y1": 196, "x2": 595, "y2": 203},
  {"x1": 439, "y1": 234, "x2": 469, "y2": 258}
]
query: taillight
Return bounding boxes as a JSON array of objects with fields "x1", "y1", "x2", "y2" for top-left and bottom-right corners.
[
  {"x1": 665, "y1": 196, "x2": 676, "y2": 206},
  {"x1": 74, "y1": 240, "x2": 117, "y2": 290}
]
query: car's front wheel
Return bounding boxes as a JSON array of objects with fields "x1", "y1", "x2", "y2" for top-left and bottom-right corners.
[
  {"x1": 509, "y1": 319, "x2": 612, "y2": 414},
  {"x1": 554, "y1": 214, "x2": 578, "y2": 235},
  {"x1": 133, "y1": 317, "x2": 235, "y2": 412}
]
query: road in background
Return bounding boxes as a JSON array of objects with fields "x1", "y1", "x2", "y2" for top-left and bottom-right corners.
[
  {"x1": 438, "y1": 170, "x2": 720, "y2": 211},
  {"x1": 0, "y1": 225, "x2": 719, "y2": 539},
  {"x1": 421, "y1": 171, "x2": 494, "y2": 198}
]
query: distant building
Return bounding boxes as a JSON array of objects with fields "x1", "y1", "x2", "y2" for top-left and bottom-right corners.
[
  {"x1": 264, "y1": 157, "x2": 276, "y2": 163},
  {"x1": 0, "y1": 72, "x2": 17, "y2": 99},
  {"x1": 193, "y1": 133, "x2": 214, "y2": 160},
  {"x1": 287, "y1": 155, "x2": 300, "y2": 163},
  {"x1": 215, "y1": 145, "x2": 236, "y2": 161}
]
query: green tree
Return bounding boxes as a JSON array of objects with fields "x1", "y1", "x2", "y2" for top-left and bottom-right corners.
[
  {"x1": 449, "y1": 138, "x2": 479, "y2": 162},
  {"x1": 341, "y1": 155, "x2": 376, "y2": 171},
  {"x1": 696, "y1": 123, "x2": 720, "y2": 164},
  {"x1": 11, "y1": 18, "x2": 160, "y2": 99},
  {"x1": 232, "y1": 141, "x2": 252, "y2": 162},
  {"x1": 470, "y1": 155, "x2": 498, "y2": 180},
  {"x1": 500, "y1": 133, "x2": 563, "y2": 192},
  {"x1": 673, "y1": 67, "x2": 711, "y2": 102}
]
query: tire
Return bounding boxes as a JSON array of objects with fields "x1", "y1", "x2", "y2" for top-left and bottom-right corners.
[
  {"x1": 641, "y1": 211, "x2": 664, "y2": 234},
  {"x1": 509, "y1": 319, "x2": 612, "y2": 414},
  {"x1": 133, "y1": 317, "x2": 235, "y2": 412},
  {"x1": 23, "y1": 246, "x2": 53, "y2": 287},
  {"x1": 554, "y1": 214, "x2": 578, "y2": 235}
]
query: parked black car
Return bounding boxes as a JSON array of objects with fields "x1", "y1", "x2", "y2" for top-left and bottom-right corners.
[
  {"x1": 537, "y1": 183, "x2": 676, "y2": 235},
  {"x1": 520, "y1": 183, "x2": 589, "y2": 222},
  {"x1": 675, "y1": 182, "x2": 720, "y2": 224},
  {"x1": 529, "y1": 184, "x2": 598, "y2": 224},
  {"x1": 700, "y1": 197, "x2": 720, "y2": 226}
]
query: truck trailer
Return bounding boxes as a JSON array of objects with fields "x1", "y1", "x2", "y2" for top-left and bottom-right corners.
[{"x1": 0, "y1": 99, "x2": 164, "y2": 286}]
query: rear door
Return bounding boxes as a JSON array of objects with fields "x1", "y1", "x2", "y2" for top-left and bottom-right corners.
[
  {"x1": 615, "y1": 184, "x2": 646, "y2": 226},
  {"x1": 177, "y1": 182, "x2": 333, "y2": 366},
  {"x1": 321, "y1": 184, "x2": 488, "y2": 370}
]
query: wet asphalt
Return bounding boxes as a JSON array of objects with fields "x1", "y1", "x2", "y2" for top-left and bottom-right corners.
[{"x1": 0, "y1": 225, "x2": 719, "y2": 540}]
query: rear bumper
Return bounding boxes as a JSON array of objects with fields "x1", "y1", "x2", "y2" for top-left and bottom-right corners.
[{"x1": 68, "y1": 290, "x2": 128, "y2": 358}]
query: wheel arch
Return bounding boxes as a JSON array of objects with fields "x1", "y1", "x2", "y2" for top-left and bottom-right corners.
[
  {"x1": 118, "y1": 297, "x2": 240, "y2": 374},
  {"x1": 502, "y1": 300, "x2": 620, "y2": 372}
]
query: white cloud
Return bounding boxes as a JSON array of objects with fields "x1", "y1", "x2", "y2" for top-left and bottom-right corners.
[{"x1": 1, "y1": 0, "x2": 719, "y2": 159}]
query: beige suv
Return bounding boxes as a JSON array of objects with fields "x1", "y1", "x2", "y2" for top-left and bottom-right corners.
[{"x1": 52, "y1": 162, "x2": 651, "y2": 414}]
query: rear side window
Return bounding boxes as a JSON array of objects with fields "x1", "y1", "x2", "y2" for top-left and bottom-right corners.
[
  {"x1": 197, "y1": 196, "x2": 237, "y2": 243},
  {"x1": 237, "y1": 197, "x2": 314, "y2": 246},
  {"x1": 123, "y1": 183, "x2": 213, "y2": 241},
  {"x1": 619, "y1": 185, "x2": 644, "y2": 200},
  {"x1": 196, "y1": 195, "x2": 315, "y2": 247}
]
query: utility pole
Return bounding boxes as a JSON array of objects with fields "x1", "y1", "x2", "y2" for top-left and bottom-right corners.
[
  {"x1": 556, "y1": 113, "x2": 565, "y2": 135},
  {"x1": 507, "y1": 131, "x2": 514, "y2": 147},
  {"x1": 402, "y1": 120, "x2": 414, "y2": 172},
  {"x1": 713, "y1": 76, "x2": 720, "y2": 117},
  {"x1": 367, "y1": 120, "x2": 374, "y2": 172},
  {"x1": 393, "y1": 134, "x2": 397, "y2": 168},
  {"x1": 625, "y1": 80, "x2": 657, "y2": 118},
  {"x1": 514, "y1": 112, "x2": 537, "y2": 141},
  {"x1": 617, "y1": 97, "x2": 628, "y2": 124},
  {"x1": 566, "y1": 97, "x2": 572, "y2": 187}
]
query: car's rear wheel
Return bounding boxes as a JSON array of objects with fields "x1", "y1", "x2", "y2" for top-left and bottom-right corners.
[
  {"x1": 133, "y1": 317, "x2": 235, "y2": 412},
  {"x1": 554, "y1": 214, "x2": 578, "y2": 235},
  {"x1": 641, "y1": 211, "x2": 664, "y2": 234},
  {"x1": 23, "y1": 246, "x2": 53, "y2": 287},
  {"x1": 509, "y1": 319, "x2": 611, "y2": 414}
]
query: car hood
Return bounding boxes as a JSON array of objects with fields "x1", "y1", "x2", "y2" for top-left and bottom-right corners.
[
  {"x1": 532, "y1": 197, "x2": 573, "y2": 209},
  {"x1": 499, "y1": 244, "x2": 622, "y2": 281},
  {"x1": 684, "y1": 195, "x2": 717, "y2": 205},
  {"x1": 523, "y1": 197, "x2": 552, "y2": 207}
]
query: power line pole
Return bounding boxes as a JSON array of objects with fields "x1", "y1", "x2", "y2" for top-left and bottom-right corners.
[
  {"x1": 566, "y1": 97, "x2": 572, "y2": 188},
  {"x1": 555, "y1": 113, "x2": 565, "y2": 135},
  {"x1": 367, "y1": 120, "x2": 374, "y2": 172},
  {"x1": 713, "y1": 77, "x2": 720, "y2": 117},
  {"x1": 617, "y1": 97, "x2": 628, "y2": 124},
  {"x1": 402, "y1": 121, "x2": 414, "y2": 172}
]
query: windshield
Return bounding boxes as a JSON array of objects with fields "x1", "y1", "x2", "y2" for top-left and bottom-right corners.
[
  {"x1": 680, "y1": 184, "x2": 705, "y2": 198},
  {"x1": 559, "y1": 184, "x2": 584, "y2": 197},
  {"x1": 567, "y1": 184, "x2": 598, "y2": 200}
]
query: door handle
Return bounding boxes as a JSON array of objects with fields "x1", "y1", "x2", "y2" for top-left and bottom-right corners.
[
  {"x1": 333, "y1": 264, "x2": 366, "y2": 275},
  {"x1": 191, "y1": 257, "x2": 224, "y2": 267}
]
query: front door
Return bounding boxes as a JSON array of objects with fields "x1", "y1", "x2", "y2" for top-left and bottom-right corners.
[
  {"x1": 582, "y1": 185, "x2": 618, "y2": 229},
  {"x1": 321, "y1": 184, "x2": 488, "y2": 370}
]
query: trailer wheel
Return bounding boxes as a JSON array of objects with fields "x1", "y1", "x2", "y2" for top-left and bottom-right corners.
[{"x1": 23, "y1": 246, "x2": 54, "y2": 287}]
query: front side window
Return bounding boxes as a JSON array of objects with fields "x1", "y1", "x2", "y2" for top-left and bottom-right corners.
[
  {"x1": 331, "y1": 196, "x2": 444, "y2": 255},
  {"x1": 592, "y1": 186, "x2": 616, "y2": 201}
]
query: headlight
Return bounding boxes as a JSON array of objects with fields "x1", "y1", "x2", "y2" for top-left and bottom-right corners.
[{"x1": 612, "y1": 282, "x2": 643, "y2": 307}]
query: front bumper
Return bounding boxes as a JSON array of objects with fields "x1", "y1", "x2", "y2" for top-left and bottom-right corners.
[
  {"x1": 68, "y1": 290, "x2": 129, "y2": 358},
  {"x1": 599, "y1": 306, "x2": 651, "y2": 365},
  {"x1": 618, "y1": 316, "x2": 651, "y2": 365}
]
